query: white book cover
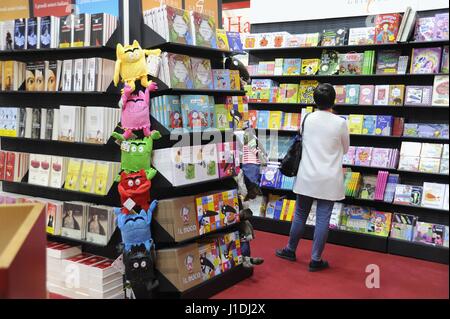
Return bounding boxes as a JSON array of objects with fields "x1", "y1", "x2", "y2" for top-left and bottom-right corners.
[
  {"x1": 374, "y1": 85, "x2": 390, "y2": 105},
  {"x1": 400, "y1": 142, "x2": 422, "y2": 157},
  {"x1": 398, "y1": 156, "x2": 420, "y2": 171},
  {"x1": 421, "y1": 182, "x2": 446, "y2": 209},
  {"x1": 420, "y1": 143, "x2": 443, "y2": 158},
  {"x1": 52, "y1": 109, "x2": 60, "y2": 140},
  {"x1": 84, "y1": 58, "x2": 97, "y2": 91},
  {"x1": 28, "y1": 153, "x2": 42, "y2": 186},
  {"x1": 49, "y1": 156, "x2": 65, "y2": 188},
  {"x1": 58, "y1": 105, "x2": 77, "y2": 142},
  {"x1": 432, "y1": 75, "x2": 449, "y2": 106},
  {"x1": 348, "y1": 27, "x2": 375, "y2": 45},
  {"x1": 40, "y1": 109, "x2": 47, "y2": 139},
  {"x1": 24, "y1": 108, "x2": 33, "y2": 138},
  {"x1": 444, "y1": 185, "x2": 449, "y2": 211},
  {"x1": 61, "y1": 60, "x2": 73, "y2": 91},
  {"x1": 443, "y1": 144, "x2": 449, "y2": 159},
  {"x1": 84, "y1": 107, "x2": 105, "y2": 144},
  {"x1": 419, "y1": 157, "x2": 441, "y2": 173},
  {"x1": 197, "y1": 144, "x2": 219, "y2": 182},
  {"x1": 73, "y1": 59, "x2": 84, "y2": 92}
]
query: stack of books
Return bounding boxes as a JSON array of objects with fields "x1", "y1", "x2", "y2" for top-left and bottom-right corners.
[
  {"x1": 47, "y1": 241, "x2": 82, "y2": 291},
  {"x1": 345, "y1": 114, "x2": 400, "y2": 136},
  {"x1": 403, "y1": 123, "x2": 449, "y2": 139},
  {"x1": 260, "y1": 163, "x2": 296, "y2": 190},
  {"x1": 264, "y1": 197, "x2": 297, "y2": 222},
  {"x1": 343, "y1": 146, "x2": 399, "y2": 168},
  {"x1": 0, "y1": 151, "x2": 29, "y2": 182}
]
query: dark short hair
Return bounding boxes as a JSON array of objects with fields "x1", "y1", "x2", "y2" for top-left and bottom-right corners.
[{"x1": 313, "y1": 83, "x2": 336, "y2": 110}]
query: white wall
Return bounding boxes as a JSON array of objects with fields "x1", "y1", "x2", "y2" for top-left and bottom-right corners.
[{"x1": 250, "y1": 0, "x2": 449, "y2": 24}]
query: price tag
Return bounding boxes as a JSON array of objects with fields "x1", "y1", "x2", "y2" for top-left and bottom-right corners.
[
  {"x1": 124, "y1": 198, "x2": 136, "y2": 212},
  {"x1": 112, "y1": 254, "x2": 125, "y2": 275}
]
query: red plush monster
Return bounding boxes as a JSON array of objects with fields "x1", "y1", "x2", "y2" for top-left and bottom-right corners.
[{"x1": 118, "y1": 169, "x2": 151, "y2": 214}]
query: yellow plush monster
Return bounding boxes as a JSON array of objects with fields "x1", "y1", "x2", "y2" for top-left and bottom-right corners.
[{"x1": 114, "y1": 40, "x2": 161, "y2": 91}]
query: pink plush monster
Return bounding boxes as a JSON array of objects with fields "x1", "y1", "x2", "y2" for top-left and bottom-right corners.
[{"x1": 120, "y1": 82, "x2": 158, "y2": 139}]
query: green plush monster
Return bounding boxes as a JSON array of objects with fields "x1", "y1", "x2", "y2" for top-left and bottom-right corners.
[
  {"x1": 112, "y1": 131, "x2": 161, "y2": 181},
  {"x1": 207, "y1": 161, "x2": 217, "y2": 176},
  {"x1": 185, "y1": 164, "x2": 196, "y2": 180}
]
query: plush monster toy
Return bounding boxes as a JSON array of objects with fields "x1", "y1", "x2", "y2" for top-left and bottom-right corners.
[
  {"x1": 112, "y1": 132, "x2": 161, "y2": 181},
  {"x1": 119, "y1": 83, "x2": 157, "y2": 139},
  {"x1": 114, "y1": 200, "x2": 157, "y2": 252},
  {"x1": 114, "y1": 40, "x2": 161, "y2": 92},
  {"x1": 118, "y1": 169, "x2": 151, "y2": 214}
]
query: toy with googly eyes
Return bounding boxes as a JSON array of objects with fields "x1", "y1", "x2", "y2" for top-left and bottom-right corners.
[
  {"x1": 112, "y1": 133, "x2": 161, "y2": 181},
  {"x1": 118, "y1": 170, "x2": 151, "y2": 214}
]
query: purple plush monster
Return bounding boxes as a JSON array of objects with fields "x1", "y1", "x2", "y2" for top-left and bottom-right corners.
[{"x1": 120, "y1": 82, "x2": 158, "y2": 139}]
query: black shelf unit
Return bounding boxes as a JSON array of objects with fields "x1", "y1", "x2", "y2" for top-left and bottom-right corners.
[
  {"x1": 387, "y1": 238, "x2": 449, "y2": 264},
  {"x1": 250, "y1": 216, "x2": 388, "y2": 252}
]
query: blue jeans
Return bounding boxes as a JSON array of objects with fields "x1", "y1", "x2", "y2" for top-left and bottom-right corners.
[
  {"x1": 287, "y1": 195, "x2": 334, "y2": 261},
  {"x1": 241, "y1": 241, "x2": 251, "y2": 257}
]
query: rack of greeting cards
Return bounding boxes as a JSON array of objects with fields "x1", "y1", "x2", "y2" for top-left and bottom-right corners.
[
  {"x1": 244, "y1": 8, "x2": 449, "y2": 264},
  {"x1": 0, "y1": 0, "x2": 252, "y2": 299}
]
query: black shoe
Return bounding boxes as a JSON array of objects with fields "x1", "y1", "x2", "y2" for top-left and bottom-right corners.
[
  {"x1": 308, "y1": 260, "x2": 329, "y2": 272},
  {"x1": 275, "y1": 248, "x2": 296, "y2": 261}
]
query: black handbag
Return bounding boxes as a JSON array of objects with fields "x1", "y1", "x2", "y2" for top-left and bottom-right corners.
[{"x1": 279, "y1": 112, "x2": 311, "y2": 177}]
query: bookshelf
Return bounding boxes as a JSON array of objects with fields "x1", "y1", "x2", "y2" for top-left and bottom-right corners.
[{"x1": 246, "y1": 8, "x2": 449, "y2": 264}]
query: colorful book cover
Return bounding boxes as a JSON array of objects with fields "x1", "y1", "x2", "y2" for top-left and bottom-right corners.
[
  {"x1": 388, "y1": 84, "x2": 405, "y2": 106},
  {"x1": 14, "y1": 18, "x2": 27, "y2": 50},
  {"x1": 282, "y1": 58, "x2": 302, "y2": 76},
  {"x1": 421, "y1": 182, "x2": 446, "y2": 209},
  {"x1": 410, "y1": 47, "x2": 442, "y2": 74},
  {"x1": 348, "y1": 115, "x2": 364, "y2": 135},
  {"x1": 190, "y1": 57, "x2": 213, "y2": 89},
  {"x1": 283, "y1": 84, "x2": 299, "y2": 103},
  {"x1": 260, "y1": 165, "x2": 280, "y2": 188},
  {"x1": 355, "y1": 147, "x2": 373, "y2": 166},
  {"x1": 441, "y1": 45, "x2": 449, "y2": 73},
  {"x1": 167, "y1": 53, "x2": 194, "y2": 89},
  {"x1": 64, "y1": 158, "x2": 82, "y2": 191},
  {"x1": 191, "y1": 11, "x2": 217, "y2": 48},
  {"x1": 431, "y1": 75, "x2": 449, "y2": 106},
  {"x1": 166, "y1": 6, "x2": 193, "y2": 45},
  {"x1": 374, "y1": 13, "x2": 402, "y2": 44},
  {"x1": 301, "y1": 59, "x2": 320, "y2": 75},
  {"x1": 376, "y1": 50, "x2": 400, "y2": 74},
  {"x1": 410, "y1": 186, "x2": 423, "y2": 206},
  {"x1": 420, "y1": 143, "x2": 443, "y2": 158},
  {"x1": 392, "y1": 117, "x2": 405, "y2": 137},
  {"x1": 339, "y1": 52, "x2": 363, "y2": 75},
  {"x1": 321, "y1": 28, "x2": 347, "y2": 46},
  {"x1": 359, "y1": 85, "x2": 375, "y2": 105},
  {"x1": 414, "y1": 222, "x2": 445, "y2": 246},
  {"x1": 334, "y1": 85, "x2": 346, "y2": 104},
  {"x1": 414, "y1": 17, "x2": 435, "y2": 42},
  {"x1": 257, "y1": 110, "x2": 270, "y2": 129},
  {"x1": 212, "y1": 69, "x2": 231, "y2": 90},
  {"x1": 298, "y1": 80, "x2": 318, "y2": 104},
  {"x1": 214, "y1": 104, "x2": 229, "y2": 130},
  {"x1": 419, "y1": 158, "x2": 441, "y2": 173},
  {"x1": 374, "y1": 85, "x2": 390, "y2": 105},
  {"x1": 268, "y1": 111, "x2": 283, "y2": 130},
  {"x1": 348, "y1": 27, "x2": 375, "y2": 45},
  {"x1": 434, "y1": 13, "x2": 449, "y2": 40},
  {"x1": 181, "y1": 95, "x2": 210, "y2": 131},
  {"x1": 362, "y1": 115, "x2": 377, "y2": 135},
  {"x1": 229, "y1": 70, "x2": 241, "y2": 91},
  {"x1": 398, "y1": 156, "x2": 420, "y2": 171},
  {"x1": 404, "y1": 86, "x2": 432, "y2": 106},
  {"x1": 227, "y1": 32, "x2": 243, "y2": 52},
  {"x1": 367, "y1": 211, "x2": 392, "y2": 237},
  {"x1": 383, "y1": 173, "x2": 400, "y2": 203},
  {"x1": 375, "y1": 115, "x2": 393, "y2": 136},
  {"x1": 318, "y1": 50, "x2": 340, "y2": 75},
  {"x1": 216, "y1": 29, "x2": 230, "y2": 51},
  {"x1": 345, "y1": 84, "x2": 360, "y2": 104},
  {"x1": 27, "y1": 17, "x2": 38, "y2": 50},
  {"x1": 390, "y1": 213, "x2": 416, "y2": 241},
  {"x1": 340, "y1": 206, "x2": 371, "y2": 234},
  {"x1": 371, "y1": 148, "x2": 391, "y2": 167},
  {"x1": 343, "y1": 146, "x2": 357, "y2": 165},
  {"x1": 359, "y1": 175, "x2": 377, "y2": 200}
]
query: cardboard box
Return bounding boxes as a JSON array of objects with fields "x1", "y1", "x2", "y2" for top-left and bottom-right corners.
[
  {"x1": 154, "y1": 195, "x2": 199, "y2": 242},
  {"x1": 156, "y1": 243, "x2": 203, "y2": 292}
]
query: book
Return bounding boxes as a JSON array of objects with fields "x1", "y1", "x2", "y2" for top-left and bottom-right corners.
[
  {"x1": 419, "y1": 158, "x2": 441, "y2": 173},
  {"x1": 355, "y1": 147, "x2": 372, "y2": 166},
  {"x1": 334, "y1": 85, "x2": 346, "y2": 104},
  {"x1": 345, "y1": 85, "x2": 360, "y2": 104},
  {"x1": 414, "y1": 222, "x2": 445, "y2": 246},
  {"x1": 320, "y1": 28, "x2": 347, "y2": 46},
  {"x1": 390, "y1": 213, "x2": 416, "y2": 241},
  {"x1": 375, "y1": 115, "x2": 393, "y2": 136},
  {"x1": 434, "y1": 13, "x2": 449, "y2": 40},
  {"x1": 59, "y1": 15, "x2": 74, "y2": 48},
  {"x1": 441, "y1": 45, "x2": 449, "y2": 73},
  {"x1": 374, "y1": 13, "x2": 402, "y2": 44},
  {"x1": 50, "y1": 156, "x2": 66, "y2": 188},
  {"x1": 14, "y1": 19, "x2": 27, "y2": 50},
  {"x1": 410, "y1": 47, "x2": 442, "y2": 74},
  {"x1": 180, "y1": 95, "x2": 211, "y2": 131},
  {"x1": 86, "y1": 206, "x2": 111, "y2": 245},
  {"x1": 359, "y1": 85, "x2": 375, "y2": 105},
  {"x1": 339, "y1": 52, "x2": 363, "y2": 75},
  {"x1": 358, "y1": 175, "x2": 377, "y2": 200},
  {"x1": 392, "y1": 117, "x2": 405, "y2": 136},
  {"x1": 374, "y1": 85, "x2": 390, "y2": 105},
  {"x1": 281, "y1": 84, "x2": 299, "y2": 104},
  {"x1": 371, "y1": 148, "x2": 392, "y2": 167},
  {"x1": 414, "y1": 17, "x2": 435, "y2": 42},
  {"x1": 64, "y1": 158, "x2": 82, "y2": 191},
  {"x1": 190, "y1": 58, "x2": 213, "y2": 89},
  {"x1": 410, "y1": 186, "x2": 423, "y2": 206},
  {"x1": 164, "y1": 6, "x2": 193, "y2": 45},
  {"x1": 348, "y1": 115, "x2": 364, "y2": 135},
  {"x1": 348, "y1": 27, "x2": 375, "y2": 45},
  {"x1": 227, "y1": 32, "x2": 243, "y2": 52},
  {"x1": 190, "y1": 11, "x2": 216, "y2": 48},
  {"x1": 397, "y1": 56, "x2": 409, "y2": 74},
  {"x1": 431, "y1": 75, "x2": 449, "y2": 106},
  {"x1": 374, "y1": 170, "x2": 389, "y2": 201},
  {"x1": 79, "y1": 160, "x2": 97, "y2": 193},
  {"x1": 216, "y1": 29, "x2": 229, "y2": 50},
  {"x1": 318, "y1": 50, "x2": 339, "y2": 75},
  {"x1": 301, "y1": 59, "x2": 320, "y2": 75},
  {"x1": 282, "y1": 59, "x2": 301, "y2": 76},
  {"x1": 376, "y1": 50, "x2": 400, "y2": 74},
  {"x1": 167, "y1": 53, "x2": 194, "y2": 89},
  {"x1": 383, "y1": 173, "x2": 399, "y2": 202},
  {"x1": 421, "y1": 182, "x2": 446, "y2": 209},
  {"x1": 27, "y1": 17, "x2": 39, "y2": 50},
  {"x1": 298, "y1": 80, "x2": 318, "y2": 104},
  {"x1": 61, "y1": 202, "x2": 87, "y2": 240},
  {"x1": 398, "y1": 156, "x2": 420, "y2": 171},
  {"x1": 388, "y1": 84, "x2": 405, "y2": 106},
  {"x1": 212, "y1": 69, "x2": 231, "y2": 90},
  {"x1": 1, "y1": 20, "x2": 14, "y2": 51},
  {"x1": 39, "y1": 16, "x2": 57, "y2": 49},
  {"x1": 404, "y1": 85, "x2": 433, "y2": 106},
  {"x1": 73, "y1": 14, "x2": 90, "y2": 47},
  {"x1": 229, "y1": 70, "x2": 240, "y2": 91},
  {"x1": 362, "y1": 115, "x2": 377, "y2": 135},
  {"x1": 367, "y1": 211, "x2": 391, "y2": 237},
  {"x1": 420, "y1": 143, "x2": 443, "y2": 158}
]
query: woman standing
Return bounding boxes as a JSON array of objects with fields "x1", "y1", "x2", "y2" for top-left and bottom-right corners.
[{"x1": 276, "y1": 83, "x2": 350, "y2": 272}]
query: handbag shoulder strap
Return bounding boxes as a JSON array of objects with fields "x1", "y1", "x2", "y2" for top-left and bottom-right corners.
[{"x1": 300, "y1": 112, "x2": 312, "y2": 135}]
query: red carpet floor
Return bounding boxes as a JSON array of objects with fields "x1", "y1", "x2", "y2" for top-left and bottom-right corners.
[{"x1": 212, "y1": 231, "x2": 449, "y2": 299}]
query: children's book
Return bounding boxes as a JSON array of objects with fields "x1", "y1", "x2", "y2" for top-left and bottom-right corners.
[
  {"x1": 367, "y1": 211, "x2": 392, "y2": 237},
  {"x1": 434, "y1": 13, "x2": 449, "y2": 40},
  {"x1": 359, "y1": 85, "x2": 375, "y2": 105},
  {"x1": 318, "y1": 50, "x2": 340, "y2": 75},
  {"x1": 404, "y1": 85, "x2": 433, "y2": 106},
  {"x1": 371, "y1": 148, "x2": 391, "y2": 167},
  {"x1": 190, "y1": 11, "x2": 217, "y2": 48},
  {"x1": 362, "y1": 115, "x2": 377, "y2": 135},
  {"x1": 216, "y1": 29, "x2": 229, "y2": 50},
  {"x1": 166, "y1": 6, "x2": 193, "y2": 45},
  {"x1": 320, "y1": 28, "x2": 347, "y2": 46},
  {"x1": 227, "y1": 32, "x2": 243, "y2": 52},
  {"x1": 374, "y1": 13, "x2": 402, "y2": 44},
  {"x1": 358, "y1": 175, "x2": 377, "y2": 200},
  {"x1": 388, "y1": 84, "x2": 405, "y2": 106},
  {"x1": 410, "y1": 186, "x2": 423, "y2": 206},
  {"x1": 334, "y1": 85, "x2": 346, "y2": 104},
  {"x1": 374, "y1": 85, "x2": 390, "y2": 105},
  {"x1": 355, "y1": 147, "x2": 372, "y2": 166},
  {"x1": 414, "y1": 222, "x2": 446, "y2": 246},
  {"x1": 212, "y1": 69, "x2": 231, "y2": 90},
  {"x1": 414, "y1": 17, "x2": 435, "y2": 42},
  {"x1": 79, "y1": 160, "x2": 97, "y2": 193},
  {"x1": 339, "y1": 52, "x2": 363, "y2": 75},
  {"x1": 345, "y1": 84, "x2": 360, "y2": 104},
  {"x1": 419, "y1": 158, "x2": 441, "y2": 173},
  {"x1": 301, "y1": 59, "x2": 320, "y2": 75},
  {"x1": 343, "y1": 146, "x2": 357, "y2": 165},
  {"x1": 181, "y1": 95, "x2": 210, "y2": 131},
  {"x1": 421, "y1": 182, "x2": 446, "y2": 209},
  {"x1": 383, "y1": 173, "x2": 399, "y2": 203},
  {"x1": 229, "y1": 70, "x2": 240, "y2": 91},
  {"x1": 282, "y1": 84, "x2": 299, "y2": 103},
  {"x1": 348, "y1": 27, "x2": 375, "y2": 45},
  {"x1": 282, "y1": 58, "x2": 301, "y2": 76},
  {"x1": 257, "y1": 110, "x2": 270, "y2": 129},
  {"x1": 431, "y1": 75, "x2": 449, "y2": 106},
  {"x1": 376, "y1": 50, "x2": 400, "y2": 74},
  {"x1": 375, "y1": 115, "x2": 393, "y2": 136},
  {"x1": 348, "y1": 115, "x2": 364, "y2": 135},
  {"x1": 268, "y1": 111, "x2": 283, "y2": 130},
  {"x1": 390, "y1": 213, "x2": 417, "y2": 241},
  {"x1": 298, "y1": 80, "x2": 318, "y2": 104},
  {"x1": 410, "y1": 47, "x2": 442, "y2": 74},
  {"x1": 441, "y1": 45, "x2": 449, "y2": 73},
  {"x1": 190, "y1": 57, "x2": 213, "y2": 89},
  {"x1": 167, "y1": 53, "x2": 194, "y2": 89}
]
